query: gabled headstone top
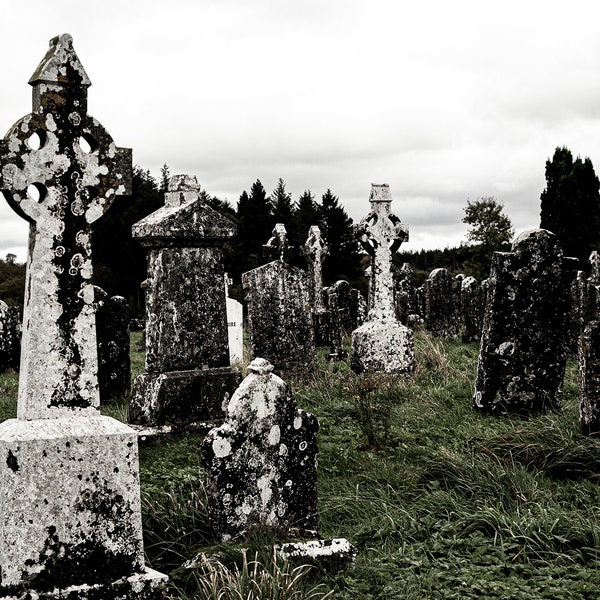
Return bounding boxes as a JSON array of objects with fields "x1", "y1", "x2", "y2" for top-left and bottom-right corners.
[
  {"x1": 264, "y1": 223, "x2": 291, "y2": 262},
  {"x1": 0, "y1": 33, "x2": 132, "y2": 420}
]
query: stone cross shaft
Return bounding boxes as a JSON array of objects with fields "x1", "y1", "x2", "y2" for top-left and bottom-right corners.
[
  {"x1": 303, "y1": 225, "x2": 329, "y2": 312},
  {"x1": 0, "y1": 34, "x2": 132, "y2": 420},
  {"x1": 356, "y1": 184, "x2": 408, "y2": 320}
]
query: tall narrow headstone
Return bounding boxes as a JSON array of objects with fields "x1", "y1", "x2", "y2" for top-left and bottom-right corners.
[
  {"x1": 243, "y1": 224, "x2": 316, "y2": 372},
  {"x1": 460, "y1": 275, "x2": 484, "y2": 343},
  {"x1": 473, "y1": 229, "x2": 577, "y2": 415},
  {"x1": 0, "y1": 34, "x2": 165, "y2": 597},
  {"x1": 424, "y1": 268, "x2": 461, "y2": 338},
  {"x1": 302, "y1": 225, "x2": 329, "y2": 345},
  {"x1": 225, "y1": 274, "x2": 244, "y2": 365},
  {"x1": 351, "y1": 184, "x2": 414, "y2": 374},
  {"x1": 201, "y1": 358, "x2": 319, "y2": 540},
  {"x1": 129, "y1": 174, "x2": 241, "y2": 426},
  {"x1": 395, "y1": 262, "x2": 419, "y2": 325},
  {"x1": 579, "y1": 320, "x2": 600, "y2": 436}
]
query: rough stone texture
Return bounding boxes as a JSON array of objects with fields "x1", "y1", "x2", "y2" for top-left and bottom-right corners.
[
  {"x1": 460, "y1": 276, "x2": 485, "y2": 343},
  {"x1": 302, "y1": 225, "x2": 329, "y2": 346},
  {"x1": 276, "y1": 538, "x2": 357, "y2": 568},
  {"x1": 226, "y1": 294, "x2": 244, "y2": 365},
  {"x1": 243, "y1": 225, "x2": 316, "y2": 373},
  {"x1": 0, "y1": 35, "x2": 132, "y2": 422},
  {"x1": 578, "y1": 320, "x2": 600, "y2": 436},
  {"x1": 589, "y1": 250, "x2": 600, "y2": 285},
  {"x1": 0, "y1": 33, "x2": 165, "y2": 597},
  {"x1": 395, "y1": 262, "x2": 419, "y2": 326},
  {"x1": 424, "y1": 268, "x2": 461, "y2": 338},
  {"x1": 201, "y1": 358, "x2": 319, "y2": 540},
  {"x1": 0, "y1": 301, "x2": 20, "y2": 373},
  {"x1": 95, "y1": 286, "x2": 130, "y2": 402},
  {"x1": 324, "y1": 284, "x2": 347, "y2": 361},
  {"x1": 129, "y1": 174, "x2": 241, "y2": 426},
  {"x1": 473, "y1": 229, "x2": 577, "y2": 415},
  {"x1": 351, "y1": 184, "x2": 414, "y2": 374},
  {"x1": 326, "y1": 279, "x2": 366, "y2": 335}
]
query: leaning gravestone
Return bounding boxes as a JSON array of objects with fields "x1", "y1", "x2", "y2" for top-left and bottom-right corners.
[
  {"x1": 201, "y1": 358, "x2": 319, "y2": 540},
  {"x1": 0, "y1": 300, "x2": 20, "y2": 372},
  {"x1": 473, "y1": 229, "x2": 577, "y2": 415},
  {"x1": 0, "y1": 33, "x2": 165, "y2": 597},
  {"x1": 424, "y1": 268, "x2": 461, "y2": 338},
  {"x1": 243, "y1": 224, "x2": 316, "y2": 372},
  {"x1": 95, "y1": 285, "x2": 131, "y2": 401},
  {"x1": 351, "y1": 184, "x2": 414, "y2": 374},
  {"x1": 130, "y1": 174, "x2": 241, "y2": 427}
]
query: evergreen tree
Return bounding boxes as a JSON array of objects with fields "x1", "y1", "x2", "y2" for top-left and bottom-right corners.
[
  {"x1": 159, "y1": 163, "x2": 170, "y2": 195},
  {"x1": 540, "y1": 146, "x2": 600, "y2": 264},
  {"x1": 92, "y1": 165, "x2": 163, "y2": 314},
  {"x1": 318, "y1": 189, "x2": 361, "y2": 285},
  {"x1": 270, "y1": 178, "x2": 294, "y2": 230},
  {"x1": 293, "y1": 189, "x2": 320, "y2": 250},
  {"x1": 234, "y1": 180, "x2": 274, "y2": 279}
]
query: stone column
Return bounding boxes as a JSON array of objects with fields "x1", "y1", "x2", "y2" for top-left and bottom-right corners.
[
  {"x1": 350, "y1": 184, "x2": 414, "y2": 374},
  {"x1": 0, "y1": 33, "x2": 165, "y2": 597},
  {"x1": 303, "y1": 225, "x2": 329, "y2": 346},
  {"x1": 129, "y1": 174, "x2": 241, "y2": 427}
]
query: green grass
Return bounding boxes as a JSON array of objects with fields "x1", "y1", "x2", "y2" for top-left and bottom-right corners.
[{"x1": 3, "y1": 328, "x2": 600, "y2": 598}]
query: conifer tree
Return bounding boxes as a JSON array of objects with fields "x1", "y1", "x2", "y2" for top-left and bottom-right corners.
[{"x1": 540, "y1": 146, "x2": 600, "y2": 264}]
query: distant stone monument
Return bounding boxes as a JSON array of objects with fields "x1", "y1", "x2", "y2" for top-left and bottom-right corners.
[
  {"x1": 351, "y1": 184, "x2": 414, "y2": 374},
  {"x1": 0, "y1": 300, "x2": 20, "y2": 372},
  {"x1": 243, "y1": 224, "x2": 316, "y2": 372},
  {"x1": 95, "y1": 286, "x2": 131, "y2": 401},
  {"x1": 0, "y1": 33, "x2": 165, "y2": 597},
  {"x1": 460, "y1": 276, "x2": 485, "y2": 343},
  {"x1": 129, "y1": 174, "x2": 241, "y2": 427},
  {"x1": 201, "y1": 358, "x2": 319, "y2": 540},
  {"x1": 424, "y1": 268, "x2": 461, "y2": 338},
  {"x1": 473, "y1": 229, "x2": 577, "y2": 415},
  {"x1": 303, "y1": 225, "x2": 329, "y2": 345}
]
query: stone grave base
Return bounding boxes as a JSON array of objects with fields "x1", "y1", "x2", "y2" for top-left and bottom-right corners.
[
  {"x1": 351, "y1": 319, "x2": 415, "y2": 374},
  {"x1": 0, "y1": 416, "x2": 166, "y2": 596},
  {"x1": 129, "y1": 367, "x2": 242, "y2": 426},
  {"x1": 0, "y1": 567, "x2": 166, "y2": 599}
]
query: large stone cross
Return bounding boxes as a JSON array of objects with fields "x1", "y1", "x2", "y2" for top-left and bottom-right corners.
[
  {"x1": 0, "y1": 34, "x2": 132, "y2": 420},
  {"x1": 355, "y1": 184, "x2": 408, "y2": 320},
  {"x1": 303, "y1": 225, "x2": 329, "y2": 312}
]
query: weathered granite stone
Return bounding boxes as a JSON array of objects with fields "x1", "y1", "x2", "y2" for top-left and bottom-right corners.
[
  {"x1": 578, "y1": 320, "x2": 600, "y2": 436},
  {"x1": 0, "y1": 301, "x2": 20, "y2": 373},
  {"x1": 473, "y1": 229, "x2": 577, "y2": 415},
  {"x1": 303, "y1": 225, "x2": 329, "y2": 346},
  {"x1": 243, "y1": 225, "x2": 316, "y2": 372},
  {"x1": 0, "y1": 33, "x2": 165, "y2": 597},
  {"x1": 129, "y1": 174, "x2": 241, "y2": 426},
  {"x1": 460, "y1": 276, "x2": 484, "y2": 343},
  {"x1": 327, "y1": 279, "x2": 366, "y2": 335},
  {"x1": 395, "y1": 262, "x2": 419, "y2": 326},
  {"x1": 351, "y1": 184, "x2": 414, "y2": 374},
  {"x1": 589, "y1": 250, "x2": 600, "y2": 285},
  {"x1": 95, "y1": 286, "x2": 130, "y2": 401},
  {"x1": 324, "y1": 284, "x2": 347, "y2": 361},
  {"x1": 424, "y1": 268, "x2": 461, "y2": 338},
  {"x1": 201, "y1": 358, "x2": 319, "y2": 540}
]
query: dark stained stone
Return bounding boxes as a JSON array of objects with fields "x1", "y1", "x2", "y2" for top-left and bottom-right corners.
[
  {"x1": 473, "y1": 229, "x2": 577, "y2": 415},
  {"x1": 0, "y1": 301, "x2": 20, "y2": 373},
  {"x1": 424, "y1": 268, "x2": 461, "y2": 339},
  {"x1": 460, "y1": 276, "x2": 485, "y2": 343},
  {"x1": 579, "y1": 320, "x2": 600, "y2": 436}
]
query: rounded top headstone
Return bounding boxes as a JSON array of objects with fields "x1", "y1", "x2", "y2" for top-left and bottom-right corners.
[{"x1": 248, "y1": 358, "x2": 274, "y2": 375}]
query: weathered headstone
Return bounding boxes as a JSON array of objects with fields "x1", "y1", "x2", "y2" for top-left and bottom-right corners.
[
  {"x1": 0, "y1": 33, "x2": 165, "y2": 597},
  {"x1": 327, "y1": 279, "x2": 366, "y2": 335},
  {"x1": 460, "y1": 275, "x2": 485, "y2": 343},
  {"x1": 578, "y1": 320, "x2": 600, "y2": 436},
  {"x1": 351, "y1": 184, "x2": 414, "y2": 374},
  {"x1": 201, "y1": 357, "x2": 319, "y2": 540},
  {"x1": 303, "y1": 225, "x2": 329, "y2": 345},
  {"x1": 95, "y1": 285, "x2": 131, "y2": 401},
  {"x1": 225, "y1": 275, "x2": 244, "y2": 365},
  {"x1": 243, "y1": 224, "x2": 316, "y2": 372},
  {"x1": 395, "y1": 262, "x2": 419, "y2": 326},
  {"x1": 589, "y1": 250, "x2": 600, "y2": 285},
  {"x1": 424, "y1": 268, "x2": 461, "y2": 338},
  {"x1": 0, "y1": 300, "x2": 20, "y2": 372},
  {"x1": 129, "y1": 174, "x2": 241, "y2": 427},
  {"x1": 473, "y1": 229, "x2": 577, "y2": 415}
]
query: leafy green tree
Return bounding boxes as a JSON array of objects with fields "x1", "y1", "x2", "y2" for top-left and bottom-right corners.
[
  {"x1": 461, "y1": 197, "x2": 514, "y2": 280},
  {"x1": 540, "y1": 146, "x2": 600, "y2": 264}
]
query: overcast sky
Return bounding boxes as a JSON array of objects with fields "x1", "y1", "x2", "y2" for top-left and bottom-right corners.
[{"x1": 2, "y1": 0, "x2": 600, "y2": 263}]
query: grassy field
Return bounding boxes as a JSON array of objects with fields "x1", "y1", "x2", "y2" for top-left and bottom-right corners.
[{"x1": 2, "y1": 329, "x2": 600, "y2": 598}]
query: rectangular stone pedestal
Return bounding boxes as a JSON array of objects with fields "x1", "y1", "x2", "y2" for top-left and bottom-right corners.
[
  {"x1": 129, "y1": 367, "x2": 242, "y2": 426},
  {"x1": 0, "y1": 416, "x2": 166, "y2": 598}
]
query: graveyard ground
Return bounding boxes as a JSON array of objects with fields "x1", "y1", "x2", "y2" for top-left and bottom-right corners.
[{"x1": 1, "y1": 330, "x2": 600, "y2": 599}]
